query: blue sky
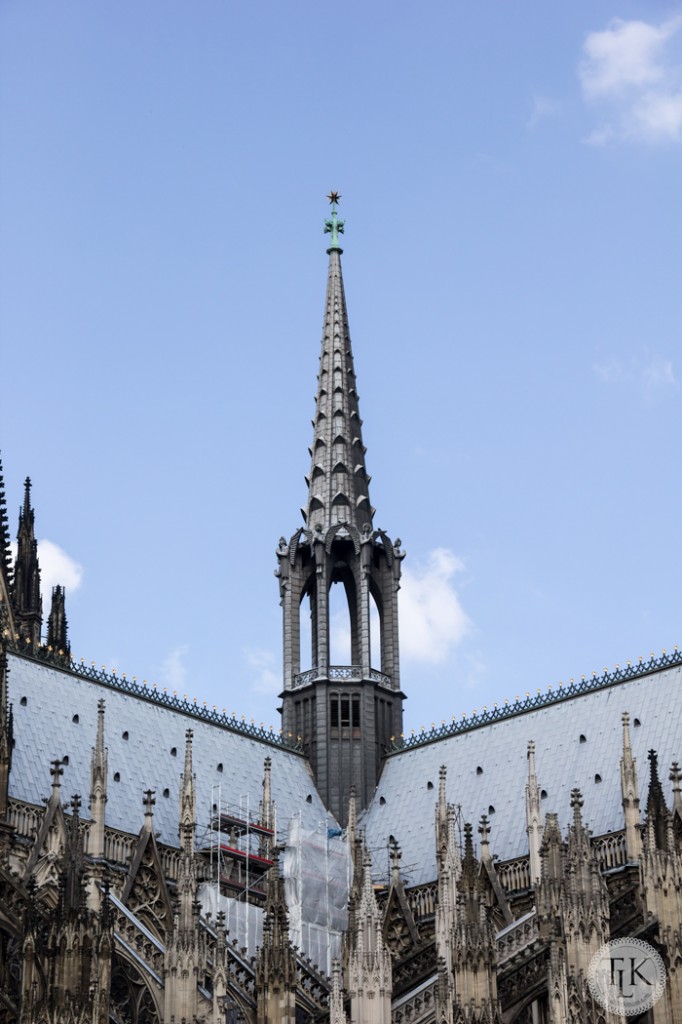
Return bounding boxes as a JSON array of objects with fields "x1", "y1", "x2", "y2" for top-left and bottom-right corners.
[{"x1": 1, "y1": 1, "x2": 681, "y2": 737}]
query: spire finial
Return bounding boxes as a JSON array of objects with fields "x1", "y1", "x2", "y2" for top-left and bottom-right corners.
[
  {"x1": 324, "y1": 191, "x2": 345, "y2": 252},
  {"x1": 22, "y1": 478, "x2": 32, "y2": 519},
  {"x1": 143, "y1": 788, "x2": 156, "y2": 822}
]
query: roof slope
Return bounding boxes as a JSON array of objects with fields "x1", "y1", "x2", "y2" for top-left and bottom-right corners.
[
  {"x1": 360, "y1": 664, "x2": 682, "y2": 885},
  {"x1": 8, "y1": 654, "x2": 332, "y2": 847}
]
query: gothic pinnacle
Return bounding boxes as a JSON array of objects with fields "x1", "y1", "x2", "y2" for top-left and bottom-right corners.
[
  {"x1": 304, "y1": 196, "x2": 374, "y2": 532},
  {"x1": 21, "y1": 477, "x2": 31, "y2": 520}
]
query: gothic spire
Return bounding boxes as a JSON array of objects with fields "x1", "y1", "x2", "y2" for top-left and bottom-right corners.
[
  {"x1": 0, "y1": 457, "x2": 16, "y2": 641},
  {"x1": 278, "y1": 197, "x2": 405, "y2": 824},
  {"x1": 180, "y1": 728, "x2": 195, "y2": 857},
  {"x1": 89, "y1": 699, "x2": 108, "y2": 860},
  {"x1": 620, "y1": 711, "x2": 642, "y2": 861},
  {"x1": 646, "y1": 748, "x2": 669, "y2": 851},
  {"x1": 13, "y1": 476, "x2": 42, "y2": 647},
  {"x1": 46, "y1": 585, "x2": 69, "y2": 660},
  {"x1": 525, "y1": 740, "x2": 543, "y2": 884},
  {"x1": 303, "y1": 194, "x2": 374, "y2": 531},
  {"x1": 258, "y1": 755, "x2": 274, "y2": 858}
]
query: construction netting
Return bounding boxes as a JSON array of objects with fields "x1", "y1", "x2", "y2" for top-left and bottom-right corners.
[
  {"x1": 198, "y1": 815, "x2": 350, "y2": 975},
  {"x1": 282, "y1": 814, "x2": 351, "y2": 974}
]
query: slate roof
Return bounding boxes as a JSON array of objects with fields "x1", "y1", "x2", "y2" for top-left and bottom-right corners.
[
  {"x1": 8, "y1": 653, "x2": 682, "y2": 887},
  {"x1": 360, "y1": 663, "x2": 682, "y2": 886},
  {"x1": 7, "y1": 653, "x2": 332, "y2": 847}
]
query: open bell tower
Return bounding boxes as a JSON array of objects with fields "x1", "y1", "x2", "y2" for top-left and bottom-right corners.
[{"x1": 277, "y1": 195, "x2": 405, "y2": 825}]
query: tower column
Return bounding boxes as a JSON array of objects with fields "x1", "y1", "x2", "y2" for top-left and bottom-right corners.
[{"x1": 278, "y1": 197, "x2": 405, "y2": 823}]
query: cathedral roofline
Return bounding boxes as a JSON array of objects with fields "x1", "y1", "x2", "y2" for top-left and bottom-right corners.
[
  {"x1": 8, "y1": 647, "x2": 305, "y2": 755},
  {"x1": 387, "y1": 646, "x2": 682, "y2": 755}
]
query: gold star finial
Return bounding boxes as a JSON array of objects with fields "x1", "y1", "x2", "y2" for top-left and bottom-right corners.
[{"x1": 327, "y1": 190, "x2": 341, "y2": 205}]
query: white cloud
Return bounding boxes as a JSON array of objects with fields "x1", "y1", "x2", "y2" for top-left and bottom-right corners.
[
  {"x1": 160, "y1": 644, "x2": 189, "y2": 689},
  {"x1": 399, "y1": 548, "x2": 471, "y2": 664},
  {"x1": 246, "y1": 647, "x2": 280, "y2": 695},
  {"x1": 643, "y1": 356, "x2": 677, "y2": 389},
  {"x1": 631, "y1": 89, "x2": 682, "y2": 141},
  {"x1": 37, "y1": 539, "x2": 83, "y2": 595},
  {"x1": 579, "y1": 15, "x2": 682, "y2": 143},
  {"x1": 593, "y1": 353, "x2": 677, "y2": 395},
  {"x1": 527, "y1": 95, "x2": 560, "y2": 130}
]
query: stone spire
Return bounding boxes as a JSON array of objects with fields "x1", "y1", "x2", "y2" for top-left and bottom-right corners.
[
  {"x1": 258, "y1": 755, "x2": 274, "y2": 858},
  {"x1": 164, "y1": 728, "x2": 204, "y2": 1022},
  {"x1": 89, "y1": 699, "x2": 108, "y2": 861},
  {"x1": 620, "y1": 711, "x2": 642, "y2": 861},
  {"x1": 434, "y1": 766, "x2": 459, "y2": 1024},
  {"x1": 304, "y1": 193, "x2": 373, "y2": 533},
  {"x1": 671, "y1": 762, "x2": 682, "y2": 849},
  {"x1": 536, "y1": 796, "x2": 609, "y2": 1021},
  {"x1": 640, "y1": 754, "x2": 682, "y2": 1019},
  {"x1": 179, "y1": 728, "x2": 195, "y2": 858},
  {"x1": 46, "y1": 584, "x2": 70, "y2": 661},
  {"x1": 12, "y1": 477, "x2": 42, "y2": 647},
  {"x1": 329, "y1": 958, "x2": 349, "y2": 1024},
  {"x1": 561, "y1": 791, "x2": 609, "y2": 986},
  {"x1": 525, "y1": 740, "x2": 543, "y2": 884},
  {"x1": 646, "y1": 748, "x2": 669, "y2": 852},
  {"x1": 256, "y1": 852, "x2": 297, "y2": 1024},
  {"x1": 451, "y1": 823, "x2": 501, "y2": 1022},
  {"x1": 278, "y1": 196, "x2": 405, "y2": 824},
  {"x1": 0, "y1": 457, "x2": 16, "y2": 641},
  {"x1": 347, "y1": 848, "x2": 392, "y2": 1024}
]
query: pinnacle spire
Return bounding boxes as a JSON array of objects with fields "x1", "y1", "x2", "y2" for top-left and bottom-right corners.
[
  {"x1": 0, "y1": 456, "x2": 15, "y2": 641},
  {"x1": 620, "y1": 712, "x2": 642, "y2": 861},
  {"x1": 13, "y1": 473, "x2": 42, "y2": 646},
  {"x1": 22, "y1": 477, "x2": 31, "y2": 520},
  {"x1": 646, "y1": 748, "x2": 669, "y2": 850},
  {"x1": 303, "y1": 196, "x2": 374, "y2": 531},
  {"x1": 47, "y1": 585, "x2": 70, "y2": 661},
  {"x1": 180, "y1": 729, "x2": 195, "y2": 855},
  {"x1": 526, "y1": 740, "x2": 543, "y2": 883},
  {"x1": 89, "y1": 699, "x2": 108, "y2": 860}
]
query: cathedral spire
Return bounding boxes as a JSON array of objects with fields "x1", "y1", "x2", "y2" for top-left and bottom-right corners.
[
  {"x1": 278, "y1": 197, "x2": 405, "y2": 824},
  {"x1": 304, "y1": 194, "x2": 373, "y2": 532},
  {"x1": 13, "y1": 477, "x2": 42, "y2": 647}
]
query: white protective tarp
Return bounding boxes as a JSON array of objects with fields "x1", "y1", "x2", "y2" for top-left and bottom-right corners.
[
  {"x1": 282, "y1": 815, "x2": 350, "y2": 975},
  {"x1": 199, "y1": 882, "x2": 264, "y2": 953},
  {"x1": 198, "y1": 816, "x2": 350, "y2": 973}
]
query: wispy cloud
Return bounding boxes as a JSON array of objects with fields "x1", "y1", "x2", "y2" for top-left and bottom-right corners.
[
  {"x1": 160, "y1": 644, "x2": 189, "y2": 689},
  {"x1": 527, "y1": 95, "x2": 560, "y2": 130},
  {"x1": 579, "y1": 15, "x2": 682, "y2": 143},
  {"x1": 399, "y1": 548, "x2": 471, "y2": 664},
  {"x1": 246, "y1": 647, "x2": 280, "y2": 695},
  {"x1": 593, "y1": 352, "x2": 677, "y2": 396}
]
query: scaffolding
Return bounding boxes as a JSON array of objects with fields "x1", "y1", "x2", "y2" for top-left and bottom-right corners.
[
  {"x1": 201, "y1": 784, "x2": 276, "y2": 904},
  {"x1": 198, "y1": 791, "x2": 350, "y2": 970}
]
